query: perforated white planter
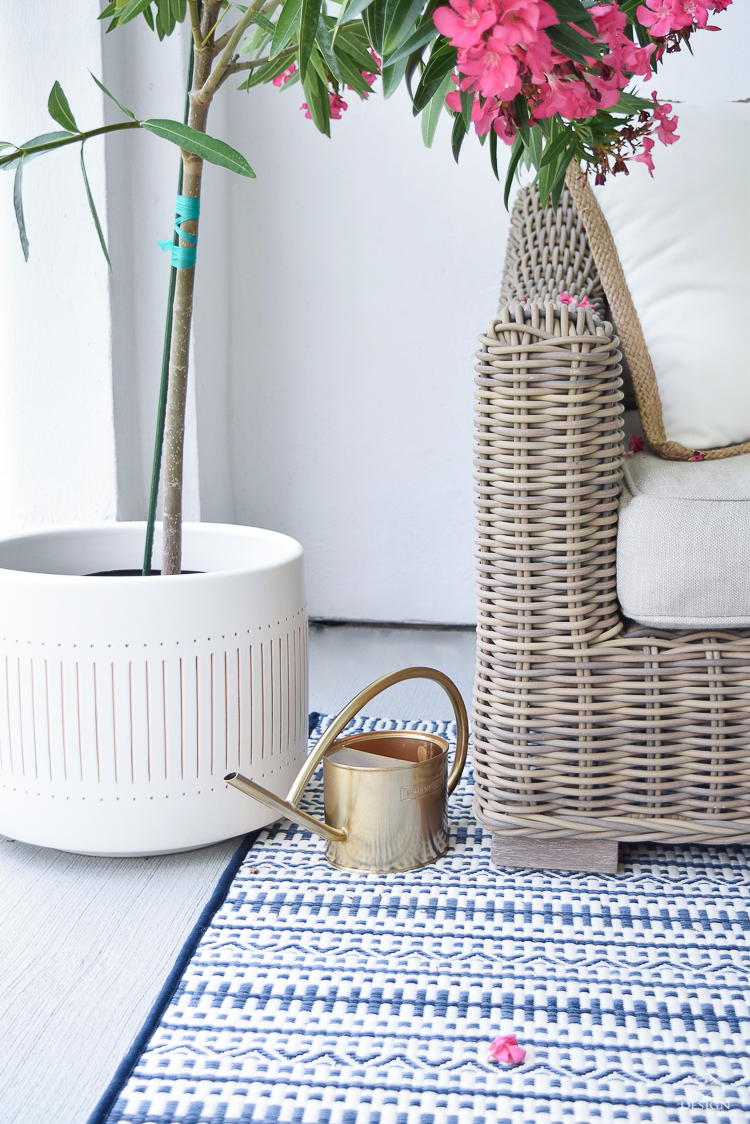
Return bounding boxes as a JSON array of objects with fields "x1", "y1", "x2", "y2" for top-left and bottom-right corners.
[{"x1": 0, "y1": 522, "x2": 307, "y2": 855}]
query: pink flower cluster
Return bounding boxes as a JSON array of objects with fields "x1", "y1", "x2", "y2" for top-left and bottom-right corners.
[
  {"x1": 436, "y1": 0, "x2": 658, "y2": 135},
  {"x1": 298, "y1": 50, "x2": 381, "y2": 123},
  {"x1": 434, "y1": 0, "x2": 727, "y2": 175},
  {"x1": 637, "y1": 0, "x2": 727, "y2": 38},
  {"x1": 273, "y1": 62, "x2": 297, "y2": 87}
]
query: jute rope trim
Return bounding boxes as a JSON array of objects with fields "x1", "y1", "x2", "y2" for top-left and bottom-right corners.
[{"x1": 564, "y1": 163, "x2": 750, "y2": 462}]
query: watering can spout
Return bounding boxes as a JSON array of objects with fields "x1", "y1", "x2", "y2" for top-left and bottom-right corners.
[{"x1": 224, "y1": 770, "x2": 348, "y2": 843}]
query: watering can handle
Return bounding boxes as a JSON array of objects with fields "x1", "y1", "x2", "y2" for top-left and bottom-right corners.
[{"x1": 286, "y1": 665, "x2": 469, "y2": 806}]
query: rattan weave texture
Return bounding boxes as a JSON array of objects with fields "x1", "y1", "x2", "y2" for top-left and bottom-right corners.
[{"x1": 473, "y1": 187, "x2": 750, "y2": 847}]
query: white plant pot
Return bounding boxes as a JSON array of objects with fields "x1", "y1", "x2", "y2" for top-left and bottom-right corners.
[{"x1": 0, "y1": 522, "x2": 307, "y2": 856}]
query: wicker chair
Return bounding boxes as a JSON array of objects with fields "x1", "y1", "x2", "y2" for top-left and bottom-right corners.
[{"x1": 472, "y1": 183, "x2": 750, "y2": 873}]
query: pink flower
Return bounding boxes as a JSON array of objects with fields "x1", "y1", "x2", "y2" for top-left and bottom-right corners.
[
  {"x1": 629, "y1": 434, "x2": 644, "y2": 453},
  {"x1": 493, "y1": 113, "x2": 517, "y2": 143},
  {"x1": 586, "y1": 68, "x2": 627, "y2": 108},
  {"x1": 678, "y1": 0, "x2": 710, "y2": 25},
  {"x1": 636, "y1": 0, "x2": 692, "y2": 35},
  {"x1": 446, "y1": 87, "x2": 486, "y2": 118},
  {"x1": 516, "y1": 31, "x2": 554, "y2": 83},
  {"x1": 459, "y1": 32, "x2": 522, "y2": 99},
  {"x1": 651, "y1": 94, "x2": 679, "y2": 144},
  {"x1": 589, "y1": 1, "x2": 628, "y2": 42},
  {"x1": 490, "y1": 0, "x2": 558, "y2": 48},
  {"x1": 534, "y1": 73, "x2": 596, "y2": 119},
  {"x1": 301, "y1": 91, "x2": 348, "y2": 121},
  {"x1": 690, "y1": 450, "x2": 706, "y2": 461},
  {"x1": 433, "y1": 0, "x2": 497, "y2": 48},
  {"x1": 273, "y1": 62, "x2": 297, "y2": 87},
  {"x1": 488, "y1": 1034, "x2": 526, "y2": 1064},
  {"x1": 329, "y1": 92, "x2": 348, "y2": 119},
  {"x1": 559, "y1": 292, "x2": 593, "y2": 308},
  {"x1": 632, "y1": 135, "x2": 655, "y2": 175}
]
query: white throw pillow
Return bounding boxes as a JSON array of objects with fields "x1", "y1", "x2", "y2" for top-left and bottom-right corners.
[{"x1": 593, "y1": 102, "x2": 750, "y2": 451}]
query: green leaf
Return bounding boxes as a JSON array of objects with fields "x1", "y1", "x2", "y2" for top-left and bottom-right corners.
[
  {"x1": 155, "y1": 0, "x2": 175, "y2": 37},
  {"x1": 610, "y1": 89, "x2": 653, "y2": 115},
  {"x1": 253, "y1": 12, "x2": 277, "y2": 34},
  {"x1": 538, "y1": 139, "x2": 576, "y2": 207},
  {"x1": 421, "y1": 72, "x2": 451, "y2": 147},
  {"x1": 547, "y1": 0, "x2": 597, "y2": 34},
  {"x1": 13, "y1": 158, "x2": 28, "y2": 261},
  {"x1": 270, "y1": 0, "x2": 301, "y2": 55},
  {"x1": 459, "y1": 86, "x2": 474, "y2": 131},
  {"x1": 307, "y1": 41, "x2": 330, "y2": 82},
  {"x1": 299, "y1": 0, "x2": 323, "y2": 80},
  {"x1": 0, "y1": 131, "x2": 76, "y2": 172},
  {"x1": 381, "y1": 54, "x2": 407, "y2": 98},
  {"x1": 548, "y1": 154, "x2": 572, "y2": 209},
  {"x1": 503, "y1": 133, "x2": 525, "y2": 208},
  {"x1": 511, "y1": 93, "x2": 530, "y2": 145},
  {"x1": 171, "y1": 0, "x2": 187, "y2": 18},
  {"x1": 98, "y1": 1, "x2": 119, "y2": 19},
  {"x1": 315, "y1": 16, "x2": 343, "y2": 81},
  {"x1": 527, "y1": 123, "x2": 543, "y2": 170},
  {"x1": 47, "y1": 82, "x2": 79, "y2": 133},
  {"x1": 334, "y1": 0, "x2": 376, "y2": 32},
  {"x1": 90, "y1": 73, "x2": 137, "y2": 120},
  {"x1": 540, "y1": 125, "x2": 578, "y2": 169},
  {"x1": 451, "y1": 111, "x2": 466, "y2": 163},
  {"x1": 385, "y1": 22, "x2": 437, "y2": 67},
  {"x1": 619, "y1": 0, "x2": 642, "y2": 20},
  {"x1": 332, "y1": 22, "x2": 378, "y2": 69},
  {"x1": 301, "y1": 66, "x2": 331, "y2": 136},
  {"x1": 362, "y1": 0, "x2": 386, "y2": 52},
  {"x1": 141, "y1": 120, "x2": 256, "y2": 176},
  {"x1": 547, "y1": 22, "x2": 599, "y2": 64},
  {"x1": 114, "y1": 0, "x2": 153, "y2": 25},
  {"x1": 142, "y1": 4, "x2": 155, "y2": 29},
  {"x1": 80, "y1": 141, "x2": 111, "y2": 269},
  {"x1": 383, "y1": 0, "x2": 424, "y2": 55},
  {"x1": 333, "y1": 47, "x2": 376, "y2": 96},
  {"x1": 237, "y1": 51, "x2": 296, "y2": 89},
  {"x1": 412, "y1": 37, "x2": 456, "y2": 115},
  {"x1": 489, "y1": 125, "x2": 498, "y2": 180}
]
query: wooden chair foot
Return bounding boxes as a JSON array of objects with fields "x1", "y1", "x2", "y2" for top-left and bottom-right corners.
[{"x1": 491, "y1": 834, "x2": 619, "y2": 874}]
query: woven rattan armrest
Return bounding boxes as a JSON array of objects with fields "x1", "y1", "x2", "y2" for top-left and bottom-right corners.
[{"x1": 472, "y1": 187, "x2": 750, "y2": 872}]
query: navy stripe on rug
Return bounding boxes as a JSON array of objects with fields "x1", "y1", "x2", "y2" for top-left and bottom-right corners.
[
  {"x1": 85, "y1": 830, "x2": 260, "y2": 1124},
  {"x1": 86, "y1": 711, "x2": 322, "y2": 1124}
]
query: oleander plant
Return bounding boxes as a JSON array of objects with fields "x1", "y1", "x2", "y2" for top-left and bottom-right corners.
[{"x1": 0, "y1": 0, "x2": 733, "y2": 575}]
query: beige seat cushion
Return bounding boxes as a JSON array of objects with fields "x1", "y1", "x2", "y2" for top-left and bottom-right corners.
[{"x1": 618, "y1": 451, "x2": 750, "y2": 628}]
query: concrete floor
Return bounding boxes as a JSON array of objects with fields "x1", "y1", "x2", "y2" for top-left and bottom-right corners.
[{"x1": 0, "y1": 624, "x2": 476, "y2": 1124}]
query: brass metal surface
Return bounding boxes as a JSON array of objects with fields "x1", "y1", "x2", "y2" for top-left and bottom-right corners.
[{"x1": 225, "y1": 665, "x2": 469, "y2": 872}]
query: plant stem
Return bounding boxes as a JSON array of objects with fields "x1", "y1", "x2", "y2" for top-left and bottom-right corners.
[
  {"x1": 160, "y1": 43, "x2": 214, "y2": 575},
  {"x1": 195, "y1": 0, "x2": 266, "y2": 105},
  {"x1": 0, "y1": 120, "x2": 140, "y2": 168},
  {"x1": 142, "y1": 37, "x2": 196, "y2": 577},
  {"x1": 160, "y1": 6, "x2": 258, "y2": 575}
]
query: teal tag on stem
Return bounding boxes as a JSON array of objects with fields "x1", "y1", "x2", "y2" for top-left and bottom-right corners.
[{"x1": 158, "y1": 193, "x2": 200, "y2": 269}]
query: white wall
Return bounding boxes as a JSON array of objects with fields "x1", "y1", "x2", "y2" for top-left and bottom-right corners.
[
  {"x1": 0, "y1": 3, "x2": 747, "y2": 618},
  {"x1": 0, "y1": 2, "x2": 117, "y2": 531},
  {"x1": 218, "y1": 82, "x2": 508, "y2": 622}
]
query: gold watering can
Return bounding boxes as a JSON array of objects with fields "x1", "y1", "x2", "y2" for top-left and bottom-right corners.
[{"x1": 225, "y1": 666, "x2": 468, "y2": 873}]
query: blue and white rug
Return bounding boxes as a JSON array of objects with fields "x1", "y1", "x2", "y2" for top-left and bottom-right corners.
[{"x1": 90, "y1": 716, "x2": 750, "y2": 1124}]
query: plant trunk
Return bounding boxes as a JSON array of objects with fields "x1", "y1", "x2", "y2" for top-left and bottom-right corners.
[{"x1": 161, "y1": 46, "x2": 213, "y2": 576}]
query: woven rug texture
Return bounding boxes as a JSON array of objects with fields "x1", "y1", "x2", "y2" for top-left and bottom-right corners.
[{"x1": 97, "y1": 715, "x2": 750, "y2": 1123}]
